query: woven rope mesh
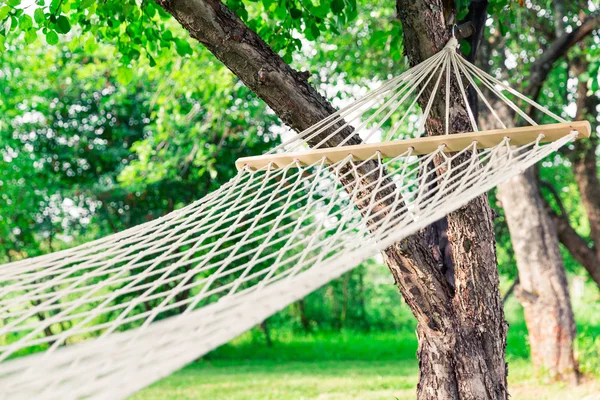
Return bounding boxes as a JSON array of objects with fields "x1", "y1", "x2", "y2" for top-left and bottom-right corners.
[{"x1": 0, "y1": 38, "x2": 582, "y2": 399}]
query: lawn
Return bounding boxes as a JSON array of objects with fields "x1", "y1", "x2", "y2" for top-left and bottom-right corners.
[{"x1": 131, "y1": 284, "x2": 600, "y2": 400}]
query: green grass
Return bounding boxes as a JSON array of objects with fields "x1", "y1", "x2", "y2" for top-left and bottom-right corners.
[
  {"x1": 131, "y1": 330, "x2": 600, "y2": 400},
  {"x1": 131, "y1": 340, "x2": 600, "y2": 400},
  {"x1": 204, "y1": 329, "x2": 419, "y2": 362},
  {"x1": 131, "y1": 283, "x2": 600, "y2": 399},
  {"x1": 130, "y1": 359, "x2": 419, "y2": 400}
]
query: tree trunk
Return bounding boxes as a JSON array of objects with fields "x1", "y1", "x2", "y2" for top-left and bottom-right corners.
[
  {"x1": 478, "y1": 5, "x2": 599, "y2": 380},
  {"x1": 356, "y1": 267, "x2": 369, "y2": 330},
  {"x1": 259, "y1": 321, "x2": 273, "y2": 347},
  {"x1": 296, "y1": 300, "x2": 312, "y2": 333},
  {"x1": 156, "y1": 0, "x2": 508, "y2": 397},
  {"x1": 497, "y1": 171, "x2": 579, "y2": 383},
  {"x1": 395, "y1": 1, "x2": 507, "y2": 397},
  {"x1": 485, "y1": 97, "x2": 580, "y2": 382},
  {"x1": 488, "y1": 93, "x2": 580, "y2": 380}
]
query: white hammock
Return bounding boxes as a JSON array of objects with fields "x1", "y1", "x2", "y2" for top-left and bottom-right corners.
[{"x1": 0, "y1": 38, "x2": 590, "y2": 399}]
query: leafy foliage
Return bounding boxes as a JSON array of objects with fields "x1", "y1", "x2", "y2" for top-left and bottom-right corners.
[
  {"x1": 0, "y1": 28, "x2": 277, "y2": 261},
  {"x1": 0, "y1": 0, "x2": 598, "y2": 355}
]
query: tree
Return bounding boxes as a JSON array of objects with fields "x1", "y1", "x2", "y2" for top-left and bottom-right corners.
[
  {"x1": 152, "y1": 0, "x2": 510, "y2": 397},
  {"x1": 0, "y1": 16, "x2": 278, "y2": 264},
  {"x1": 4, "y1": 0, "x2": 554, "y2": 397},
  {"x1": 549, "y1": 48, "x2": 600, "y2": 287},
  {"x1": 487, "y1": 5, "x2": 599, "y2": 381}
]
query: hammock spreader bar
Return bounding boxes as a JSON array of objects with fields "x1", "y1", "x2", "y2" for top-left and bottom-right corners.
[{"x1": 236, "y1": 121, "x2": 591, "y2": 171}]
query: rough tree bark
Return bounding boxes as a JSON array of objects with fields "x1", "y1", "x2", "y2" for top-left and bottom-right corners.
[
  {"x1": 489, "y1": 8, "x2": 600, "y2": 383},
  {"x1": 155, "y1": 0, "x2": 508, "y2": 398},
  {"x1": 497, "y1": 170, "x2": 579, "y2": 383},
  {"x1": 394, "y1": 1, "x2": 507, "y2": 398}
]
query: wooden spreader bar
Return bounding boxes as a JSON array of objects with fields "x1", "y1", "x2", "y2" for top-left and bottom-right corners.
[{"x1": 236, "y1": 121, "x2": 591, "y2": 171}]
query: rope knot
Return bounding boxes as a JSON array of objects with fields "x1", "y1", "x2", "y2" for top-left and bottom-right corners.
[{"x1": 445, "y1": 37, "x2": 459, "y2": 51}]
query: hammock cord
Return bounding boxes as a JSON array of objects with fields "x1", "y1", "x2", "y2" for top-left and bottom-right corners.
[{"x1": 0, "y1": 37, "x2": 585, "y2": 400}]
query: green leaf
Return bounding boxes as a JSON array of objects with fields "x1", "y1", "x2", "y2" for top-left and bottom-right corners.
[
  {"x1": 282, "y1": 51, "x2": 292, "y2": 64},
  {"x1": 498, "y1": 20, "x2": 507, "y2": 36},
  {"x1": 55, "y1": 15, "x2": 70, "y2": 34},
  {"x1": 236, "y1": 4, "x2": 248, "y2": 21},
  {"x1": 147, "y1": 53, "x2": 156, "y2": 67},
  {"x1": 45, "y1": 29, "x2": 58, "y2": 45},
  {"x1": 33, "y1": 8, "x2": 45, "y2": 24},
  {"x1": 4, "y1": 16, "x2": 13, "y2": 33},
  {"x1": 371, "y1": 30, "x2": 388, "y2": 46},
  {"x1": 79, "y1": 0, "x2": 95, "y2": 9},
  {"x1": 290, "y1": 8, "x2": 301, "y2": 20},
  {"x1": 461, "y1": 40, "x2": 471, "y2": 56},
  {"x1": 175, "y1": 39, "x2": 192, "y2": 56},
  {"x1": 312, "y1": 4, "x2": 329, "y2": 18},
  {"x1": 0, "y1": 34, "x2": 5, "y2": 52},
  {"x1": 390, "y1": 34, "x2": 403, "y2": 61},
  {"x1": 0, "y1": 6, "x2": 11, "y2": 20},
  {"x1": 331, "y1": 0, "x2": 344, "y2": 14},
  {"x1": 8, "y1": 0, "x2": 21, "y2": 6},
  {"x1": 274, "y1": 3, "x2": 287, "y2": 20},
  {"x1": 456, "y1": 0, "x2": 470, "y2": 19},
  {"x1": 129, "y1": 48, "x2": 141, "y2": 60},
  {"x1": 50, "y1": 0, "x2": 62, "y2": 14},
  {"x1": 346, "y1": 2, "x2": 358, "y2": 21},
  {"x1": 83, "y1": 35, "x2": 97, "y2": 52},
  {"x1": 24, "y1": 28, "x2": 38, "y2": 44},
  {"x1": 24, "y1": 28, "x2": 37, "y2": 44},
  {"x1": 117, "y1": 66, "x2": 134, "y2": 85},
  {"x1": 309, "y1": 22, "x2": 320, "y2": 40},
  {"x1": 579, "y1": 72, "x2": 590, "y2": 83},
  {"x1": 19, "y1": 14, "x2": 32, "y2": 30}
]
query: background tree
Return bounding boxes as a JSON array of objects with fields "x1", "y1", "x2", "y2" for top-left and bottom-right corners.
[
  {"x1": 484, "y1": 3, "x2": 599, "y2": 381},
  {"x1": 1, "y1": 0, "x2": 599, "y2": 398}
]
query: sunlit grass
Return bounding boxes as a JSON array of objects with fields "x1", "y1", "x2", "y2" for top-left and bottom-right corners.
[
  {"x1": 131, "y1": 282, "x2": 600, "y2": 399},
  {"x1": 130, "y1": 359, "x2": 419, "y2": 400},
  {"x1": 131, "y1": 343, "x2": 600, "y2": 400}
]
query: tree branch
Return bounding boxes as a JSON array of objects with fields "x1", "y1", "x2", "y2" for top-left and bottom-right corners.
[
  {"x1": 454, "y1": 21, "x2": 475, "y2": 41},
  {"x1": 459, "y1": 0, "x2": 488, "y2": 63},
  {"x1": 538, "y1": 179, "x2": 568, "y2": 217},
  {"x1": 546, "y1": 204, "x2": 600, "y2": 287},
  {"x1": 155, "y1": 0, "x2": 360, "y2": 149},
  {"x1": 502, "y1": 277, "x2": 519, "y2": 304},
  {"x1": 520, "y1": 9, "x2": 600, "y2": 286},
  {"x1": 525, "y1": 10, "x2": 600, "y2": 100},
  {"x1": 539, "y1": 178, "x2": 600, "y2": 286}
]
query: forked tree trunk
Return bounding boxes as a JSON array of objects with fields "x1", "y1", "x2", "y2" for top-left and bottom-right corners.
[
  {"x1": 393, "y1": 2, "x2": 507, "y2": 398},
  {"x1": 547, "y1": 52, "x2": 600, "y2": 289},
  {"x1": 567, "y1": 55, "x2": 600, "y2": 285},
  {"x1": 482, "y1": 83, "x2": 579, "y2": 382},
  {"x1": 156, "y1": 0, "x2": 508, "y2": 398},
  {"x1": 484, "y1": 3, "x2": 598, "y2": 381},
  {"x1": 572, "y1": 116, "x2": 600, "y2": 276},
  {"x1": 497, "y1": 172, "x2": 579, "y2": 383}
]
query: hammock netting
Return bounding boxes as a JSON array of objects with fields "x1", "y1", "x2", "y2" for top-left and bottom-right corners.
[{"x1": 0, "y1": 38, "x2": 589, "y2": 399}]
